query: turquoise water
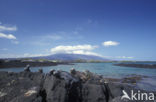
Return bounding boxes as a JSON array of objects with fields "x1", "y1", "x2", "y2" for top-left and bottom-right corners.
[
  {"x1": 1, "y1": 62, "x2": 156, "y2": 90},
  {"x1": 0, "y1": 63, "x2": 156, "y2": 78}
]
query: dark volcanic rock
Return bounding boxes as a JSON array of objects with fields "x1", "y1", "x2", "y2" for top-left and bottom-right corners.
[
  {"x1": 43, "y1": 74, "x2": 67, "y2": 102},
  {"x1": 0, "y1": 68, "x2": 155, "y2": 102},
  {"x1": 81, "y1": 83, "x2": 106, "y2": 102},
  {"x1": 0, "y1": 71, "x2": 44, "y2": 102},
  {"x1": 0, "y1": 59, "x2": 59, "y2": 68},
  {"x1": 38, "y1": 68, "x2": 43, "y2": 73}
]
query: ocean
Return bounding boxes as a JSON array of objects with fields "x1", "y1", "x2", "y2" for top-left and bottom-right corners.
[{"x1": 0, "y1": 62, "x2": 156, "y2": 91}]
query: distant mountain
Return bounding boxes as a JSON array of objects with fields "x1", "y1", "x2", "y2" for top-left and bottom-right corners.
[
  {"x1": 36, "y1": 53, "x2": 109, "y2": 61},
  {"x1": 0, "y1": 53, "x2": 110, "y2": 62}
]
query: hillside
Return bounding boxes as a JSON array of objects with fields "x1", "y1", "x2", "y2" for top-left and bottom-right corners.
[{"x1": 37, "y1": 53, "x2": 109, "y2": 62}]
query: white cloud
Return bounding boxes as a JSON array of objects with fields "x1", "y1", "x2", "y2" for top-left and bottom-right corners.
[
  {"x1": 0, "y1": 25, "x2": 17, "y2": 31},
  {"x1": 0, "y1": 33, "x2": 16, "y2": 39},
  {"x1": 0, "y1": 23, "x2": 18, "y2": 43},
  {"x1": 50, "y1": 45, "x2": 101, "y2": 56},
  {"x1": 72, "y1": 50, "x2": 100, "y2": 56},
  {"x1": 116, "y1": 56, "x2": 134, "y2": 59},
  {"x1": 102, "y1": 41, "x2": 119, "y2": 47},
  {"x1": 51, "y1": 45, "x2": 98, "y2": 53}
]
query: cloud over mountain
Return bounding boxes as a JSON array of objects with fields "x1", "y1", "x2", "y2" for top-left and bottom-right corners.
[{"x1": 50, "y1": 45, "x2": 100, "y2": 56}]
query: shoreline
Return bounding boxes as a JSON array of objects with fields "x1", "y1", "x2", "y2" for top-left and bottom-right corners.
[
  {"x1": 0, "y1": 59, "x2": 72, "y2": 68},
  {"x1": 0, "y1": 66, "x2": 155, "y2": 102},
  {"x1": 114, "y1": 63, "x2": 156, "y2": 69}
]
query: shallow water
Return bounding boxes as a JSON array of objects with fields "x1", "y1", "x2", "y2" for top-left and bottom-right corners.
[
  {"x1": 1, "y1": 63, "x2": 156, "y2": 77},
  {"x1": 0, "y1": 62, "x2": 156, "y2": 91}
]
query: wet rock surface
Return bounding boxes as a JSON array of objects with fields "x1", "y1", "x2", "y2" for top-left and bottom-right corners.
[{"x1": 0, "y1": 68, "x2": 155, "y2": 102}]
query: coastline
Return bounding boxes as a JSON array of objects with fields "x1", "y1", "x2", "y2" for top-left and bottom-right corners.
[
  {"x1": 114, "y1": 63, "x2": 156, "y2": 69},
  {"x1": 0, "y1": 59, "x2": 72, "y2": 68},
  {"x1": 0, "y1": 66, "x2": 155, "y2": 102}
]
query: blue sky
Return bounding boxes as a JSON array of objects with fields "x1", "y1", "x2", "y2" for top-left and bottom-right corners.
[{"x1": 0, "y1": 0, "x2": 156, "y2": 61}]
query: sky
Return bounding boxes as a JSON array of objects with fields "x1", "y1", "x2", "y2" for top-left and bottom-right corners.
[{"x1": 0, "y1": 0, "x2": 156, "y2": 61}]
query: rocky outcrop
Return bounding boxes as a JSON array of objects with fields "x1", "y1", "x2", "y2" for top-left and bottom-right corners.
[
  {"x1": 0, "y1": 67, "x2": 155, "y2": 102},
  {"x1": 0, "y1": 59, "x2": 71, "y2": 68}
]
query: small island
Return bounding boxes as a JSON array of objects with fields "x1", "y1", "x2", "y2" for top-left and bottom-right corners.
[{"x1": 114, "y1": 63, "x2": 156, "y2": 69}]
